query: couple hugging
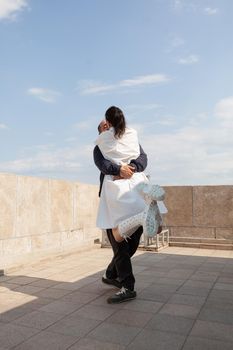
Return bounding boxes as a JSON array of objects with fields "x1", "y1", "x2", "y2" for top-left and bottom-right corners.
[
  {"x1": 93, "y1": 106, "x2": 167, "y2": 304},
  {"x1": 95, "y1": 106, "x2": 167, "y2": 241}
]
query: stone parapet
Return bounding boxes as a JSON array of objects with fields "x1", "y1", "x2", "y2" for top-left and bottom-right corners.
[
  {"x1": 1, "y1": 173, "x2": 233, "y2": 269},
  {"x1": 0, "y1": 173, "x2": 101, "y2": 270},
  {"x1": 163, "y1": 185, "x2": 233, "y2": 241}
]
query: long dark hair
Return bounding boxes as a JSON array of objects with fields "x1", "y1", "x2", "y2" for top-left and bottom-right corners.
[{"x1": 105, "y1": 106, "x2": 126, "y2": 138}]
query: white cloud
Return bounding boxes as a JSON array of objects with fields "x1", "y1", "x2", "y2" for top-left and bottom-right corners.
[
  {"x1": 0, "y1": 123, "x2": 8, "y2": 129},
  {"x1": 125, "y1": 104, "x2": 161, "y2": 117},
  {"x1": 80, "y1": 74, "x2": 171, "y2": 95},
  {"x1": 65, "y1": 137, "x2": 77, "y2": 143},
  {"x1": 165, "y1": 34, "x2": 185, "y2": 54},
  {"x1": 156, "y1": 116, "x2": 176, "y2": 126},
  {"x1": 0, "y1": 0, "x2": 28, "y2": 21},
  {"x1": 173, "y1": 1, "x2": 218, "y2": 15},
  {"x1": 173, "y1": 0, "x2": 183, "y2": 11},
  {"x1": 215, "y1": 96, "x2": 233, "y2": 127},
  {"x1": 142, "y1": 130, "x2": 233, "y2": 185},
  {"x1": 173, "y1": 0, "x2": 197, "y2": 13},
  {"x1": 79, "y1": 81, "x2": 115, "y2": 95},
  {"x1": 120, "y1": 74, "x2": 169, "y2": 87},
  {"x1": 73, "y1": 121, "x2": 92, "y2": 130},
  {"x1": 44, "y1": 131, "x2": 54, "y2": 137},
  {"x1": 204, "y1": 7, "x2": 219, "y2": 16},
  {"x1": 178, "y1": 54, "x2": 199, "y2": 65},
  {"x1": 28, "y1": 88, "x2": 61, "y2": 103},
  {"x1": 138, "y1": 98, "x2": 233, "y2": 185},
  {"x1": 171, "y1": 36, "x2": 185, "y2": 48},
  {"x1": 0, "y1": 144, "x2": 93, "y2": 180}
]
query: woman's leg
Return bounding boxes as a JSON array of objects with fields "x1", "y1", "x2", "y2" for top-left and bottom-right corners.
[{"x1": 112, "y1": 201, "x2": 162, "y2": 242}]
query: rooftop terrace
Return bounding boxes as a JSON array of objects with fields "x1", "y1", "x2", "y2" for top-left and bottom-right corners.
[{"x1": 1, "y1": 246, "x2": 233, "y2": 350}]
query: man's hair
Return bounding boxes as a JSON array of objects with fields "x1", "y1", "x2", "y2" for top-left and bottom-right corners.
[{"x1": 97, "y1": 123, "x2": 102, "y2": 134}]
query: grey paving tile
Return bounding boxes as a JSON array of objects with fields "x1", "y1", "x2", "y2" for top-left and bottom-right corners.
[
  {"x1": 204, "y1": 298, "x2": 233, "y2": 311},
  {"x1": 61, "y1": 290, "x2": 100, "y2": 304},
  {"x1": 182, "y1": 279, "x2": 214, "y2": 289},
  {"x1": 155, "y1": 277, "x2": 186, "y2": 287},
  {"x1": 190, "y1": 320, "x2": 233, "y2": 343},
  {"x1": 165, "y1": 269, "x2": 195, "y2": 279},
  {"x1": 183, "y1": 336, "x2": 233, "y2": 350},
  {"x1": 35, "y1": 287, "x2": 72, "y2": 299},
  {"x1": 144, "y1": 283, "x2": 180, "y2": 294},
  {"x1": 38, "y1": 300, "x2": 82, "y2": 315},
  {"x1": 168, "y1": 293, "x2": 206, "y2": 307},
  {"x1": 13, "y1": 330, "x2": 79, "y2": 350},
  {"x1": 0, "y1": 304, "x2": 36, "y2": 322},
  {"x1": 0, "y1": 281, "x2": 21, "y2": 292},
  {"x1": 208, "y1": 289, "x2": 233, "y2": 302},
  {"x1": 0, "y1": 275, "x2": 13, "y2": 282},
  {"x1": 7, "y1": 276, "x2": 39, "y2": 285},
  {"x1": 30, "y1": 279, "x2": 61, "y2": 288},
  {"x1": 14, "y1": 285, "x2": 46, "y2": 294},
  {"x1": 1, "y1": 249, "x2": 233, "y2": 349},
  {"x1": 206, "y1": 257, "x2": 228, "y2": 264},
  {"x1": 126, "y1": 329, "x2": 186, "y2": 350},
  {"x1": 221, "y1": 269, "x2": 233, "y2": 276},
  {"x1": 0, "y1": 323, "x2": 40, "y2": 348},
  {"x1": 159, "y1": 303, "x2": 201, "y2": 319},
  {"x1": 46, "y1": 315, "x2": 101, "y2": 337},
  {"x1": 90, "y1": 294, "x2": 125, "y2": 308},
  {"x1": 189, "y1": 271, "x2": 219, "y2": 282},
  {"x1": 145, "y1": 313, "x2": 195, "y2": 335},
  {"x1": 133, "y1": 265, "x2": 148, "y2": 274},
  {"x1": 25, "y1": 297, "x2": 55, "y2": 309},
  {"x1": 198, "y1": 306, "x2": 233, "y2": 325},
  {"x1": 70, "y1": 304, "x2": 117, "y2": 321},
  {"x1": 107, "y1": 309, "x2": 154, "y2": 328},
  {"x1": 137, "y1": 269, "x2": 166, "y2": 278},
  {"x1": 138, "y1": 289, "x2": 173, "y2": 303},
  {"x1": 133, "y1": 280, "x2": 153, "y2": 292},
  {"x1": 213, "y1": 282, "x2": 233, "y2": 291},
  {"x1": 177, "y1": 285, "x2": 210, "y2": 297},
  {"x1": 52, "y1": 277, "x2": 98, "y2": 291},
  {"x1": 69, "y1": 337, "x2": 126, "y2": 349},
  {"x1": 77, "y1": 281, "x2": 112, "y2": 295},
  {"x1": 198, "y1": 264, "x2": 225, "y2": 272},
  {"x1": 88, "y1": 322, "x2": 141, "y2": 346},
  {"x1": 122, "y1": 299, "x2": 163, "y2": 313},
  {"x1": 13, "y1": 310, "x2": 64, "y2": 330},
  {"x1": 217, "y1": 277, "x2": 233, "y2": 284}
]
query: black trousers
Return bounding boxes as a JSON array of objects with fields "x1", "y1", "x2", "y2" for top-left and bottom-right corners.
[{"x1": 106, "y1": 226, "x2": 143, "y2": 291}]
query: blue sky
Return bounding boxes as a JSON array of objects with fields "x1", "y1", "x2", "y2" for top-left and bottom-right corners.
[{"x1": 0, "y1": 0, "x2": 232, "y2": 185}]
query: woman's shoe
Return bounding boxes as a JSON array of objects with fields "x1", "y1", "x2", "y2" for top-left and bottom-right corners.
[
  {"x1": 136, "y1": 183, "x2": 165, "y2": 202},
  {"x1": 148, "y1": 201, "x2": 163, "y2": 238},
  {"x1": 144, "y1": 200, "x2": 163, "y2": 237}
]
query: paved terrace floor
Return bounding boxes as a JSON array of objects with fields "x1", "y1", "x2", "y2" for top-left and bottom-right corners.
[{"x1": 0, "y1": 246, "x2": 233, "y2": 350}]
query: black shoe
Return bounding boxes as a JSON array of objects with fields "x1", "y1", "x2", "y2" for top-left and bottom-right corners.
[
  {"x1": 102, "y1": 274, "x2": 122, "y2": 289},
  {"x1": 107, "y1": 287, "x2": 136, "y2": 304}
]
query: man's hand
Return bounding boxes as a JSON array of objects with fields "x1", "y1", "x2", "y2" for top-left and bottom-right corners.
[{"x1": 120, "y1": 164, "x2": 135, "y2": 179}]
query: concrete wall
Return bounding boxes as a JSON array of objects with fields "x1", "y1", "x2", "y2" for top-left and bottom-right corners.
[
  {"x1": 0, "y1": 173, "x2": 101, "y2": 269},
  {"x1": 163, "y1": 185, "x2": 233, "y2": 239}
]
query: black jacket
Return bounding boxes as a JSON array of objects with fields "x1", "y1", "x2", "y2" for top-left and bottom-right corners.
[{"x1": 93, "y1": 145, "x2": 148, "y2": 197}]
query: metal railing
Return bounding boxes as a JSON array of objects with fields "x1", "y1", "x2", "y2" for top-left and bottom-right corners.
[
  {"x1": 139, "y1": 229, "x2": 169, "y2": 251},
  {"x1": 101, "y1": 228, "x2": 170, "y2": 251}
]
